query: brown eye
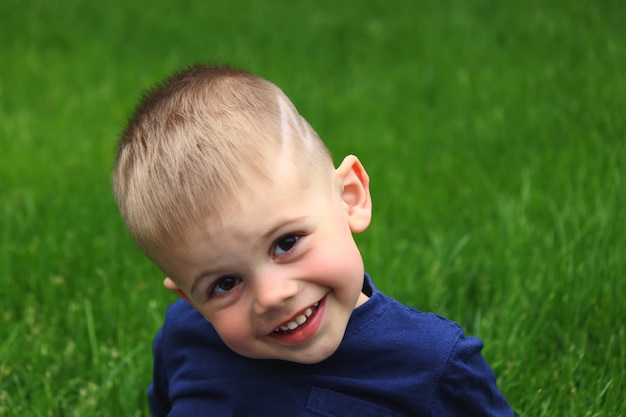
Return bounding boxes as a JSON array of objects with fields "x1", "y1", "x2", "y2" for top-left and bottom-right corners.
[
  {"x1": 211, "y1": 276, "x2": 241, "y2": 295},
  {"x1": 273, "y1": 235, "x2": 300, "y2": 256}
]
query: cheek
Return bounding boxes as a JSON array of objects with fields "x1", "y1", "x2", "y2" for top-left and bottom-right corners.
[
  {"x1": 205, "y1": 312, "x2": 254, "y2": 353},
  {"x1": 305, "y1": 234, "x2": 364, "y2": 285}
]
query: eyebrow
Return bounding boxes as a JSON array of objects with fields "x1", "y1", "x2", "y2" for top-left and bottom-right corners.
[{"x1": 189, "y1": 216, "x2": 310, "y2": 297}]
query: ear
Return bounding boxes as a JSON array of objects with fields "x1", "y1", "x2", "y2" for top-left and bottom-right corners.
[
  {"x1": 335, "y1": 155, "x2": 372, "y2": 233},
  {"x1": 163, "y1": 277, "x2": 193, "y2": 304}
]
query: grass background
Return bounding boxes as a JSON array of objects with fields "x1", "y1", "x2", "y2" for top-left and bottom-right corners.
[{"x1": 1, "y1": 0, "x2": 624, "y2": 415}]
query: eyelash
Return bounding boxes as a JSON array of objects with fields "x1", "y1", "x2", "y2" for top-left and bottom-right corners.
[
  {"x1": 272, "y1": 234, "x2": 302, "y2": 258},
  {"x1": 209, "y1": 276, "x2": 242, "y2": 298}
]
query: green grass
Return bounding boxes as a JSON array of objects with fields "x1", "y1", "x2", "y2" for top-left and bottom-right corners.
[{"x1": 1, "y1": 0, "x2": 624, "y2": 415}]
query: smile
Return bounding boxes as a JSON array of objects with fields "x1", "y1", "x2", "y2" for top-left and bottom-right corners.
[{"x1": 273, "y1": 300, "x2": 320, "y2": 334}]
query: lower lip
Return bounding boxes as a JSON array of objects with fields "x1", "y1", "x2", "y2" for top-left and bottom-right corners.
[{"x1": 269, "y1": 296, "x2": 327, "y2": 346}]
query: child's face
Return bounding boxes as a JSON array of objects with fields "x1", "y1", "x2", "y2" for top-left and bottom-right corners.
[{"x1": 158, "y1": 155, "x2": 372, "y2": 364}]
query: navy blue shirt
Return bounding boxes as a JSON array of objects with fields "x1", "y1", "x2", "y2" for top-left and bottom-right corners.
[{"x1": 148, "y1": 274, "x2": 513, "y2": 416}]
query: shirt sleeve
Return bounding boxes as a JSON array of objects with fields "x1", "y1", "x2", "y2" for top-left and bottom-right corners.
[
  {"x1": 429, "y1": 334, "x2": 514, "y2": 417},
  {"x1": 147, "y1": 327, "x2": 172, "y2": 417}
]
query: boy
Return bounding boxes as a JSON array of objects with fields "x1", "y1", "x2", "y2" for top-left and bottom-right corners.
[{"x1": 113, "y1": 63, "x2": 514, "y2": 416}]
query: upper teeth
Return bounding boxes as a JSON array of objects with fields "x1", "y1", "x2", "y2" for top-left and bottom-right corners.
[{"x1": 275, "y1": 302, "x2": 319, "y2": 333}]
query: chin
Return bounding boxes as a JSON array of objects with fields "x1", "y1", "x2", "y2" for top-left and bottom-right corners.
[{"x1": 292, "y1": 342, "x2": 342, "y2": 365}]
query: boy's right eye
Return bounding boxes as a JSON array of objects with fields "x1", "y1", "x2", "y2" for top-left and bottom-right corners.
[{"x1": 210, "y1": 276, "x2": 241, "y2": 296}]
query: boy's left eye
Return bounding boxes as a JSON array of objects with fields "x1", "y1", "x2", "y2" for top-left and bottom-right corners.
[{"x1": 273, "y1": 235, "x2": 300, "y2": 257}]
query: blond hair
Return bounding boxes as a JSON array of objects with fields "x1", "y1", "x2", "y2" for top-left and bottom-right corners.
[{"x1": 113, "y1": 64, "x2": 333, "y2": 254}]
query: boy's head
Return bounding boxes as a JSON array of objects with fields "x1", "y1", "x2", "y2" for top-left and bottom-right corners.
[
  {"x1": 113, "y1": 64, "x2": 373, "y2": 363},
  {"x1": 114, "y1": 64, "x2": 333, "y2": 256}
]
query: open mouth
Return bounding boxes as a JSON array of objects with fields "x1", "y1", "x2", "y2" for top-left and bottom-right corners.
[{"x1": 273, "y1": 300, "x2": 321, "y2": 335}]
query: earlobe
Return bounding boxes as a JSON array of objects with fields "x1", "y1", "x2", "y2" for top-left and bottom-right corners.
[
  {"x1": 335, "y1": 155, "x2": 372, "y2": 233},
  {"x1": 164, "y1": 277, "x2": 192, "y2": 304}
]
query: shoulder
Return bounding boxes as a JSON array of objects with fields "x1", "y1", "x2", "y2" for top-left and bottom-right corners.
[
  {"x1": 430, "y1": 330, "x2": 514, "y2": 415},
  {"x1": 360, "y1": 273, "x2": 464, "y2": 341},
  {"x1": 161, "y1": 298, "x2": 213, "y2": 337},
  {"x1": 345, "y1": 284, "x2": 468, "y2": 380},
  {"x1": 369, "y1": 287, "x2": 490, "y2": 377},
  {"x1": 352, "y1": 279, "x2": 465, "y2": 354},
  {"x1": 152, "y1": 299, "x2": 242, "y2": 387},
  {"x1": 163, "y1": 298, "x2": 207, "y2": 328},
  {"x1": 154, "y1": 298, "x2": 226, "y2": 361},
  {"x1": 379, "y1": 299, "x2": 513, "y2": 415},
  {"x1": 149, "y1": 299, "x2": 242, "y2": 416},
  {"x1": 358, "y1": 289, "x2": 513, "y2": 415}
]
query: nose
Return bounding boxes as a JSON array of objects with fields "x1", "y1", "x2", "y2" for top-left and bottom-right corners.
[{"x1": 252, "y1": 268, "x2": 298, "y2": 315}]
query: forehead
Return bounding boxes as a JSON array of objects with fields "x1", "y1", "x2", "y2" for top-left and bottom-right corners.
[
  {"x1": 214, "y1": 154, "x2": 333, "y2": 226},
  {"x1": 224, "y1": 157, "x2": 317, "y2": 221},
  {"x1": 162, "y1": 166, "x2": 318, "y2": 263}
]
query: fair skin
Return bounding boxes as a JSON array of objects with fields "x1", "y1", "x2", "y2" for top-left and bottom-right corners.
[{"x1": 155, "y1": 154, "x2": 372, "y2": 364}]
